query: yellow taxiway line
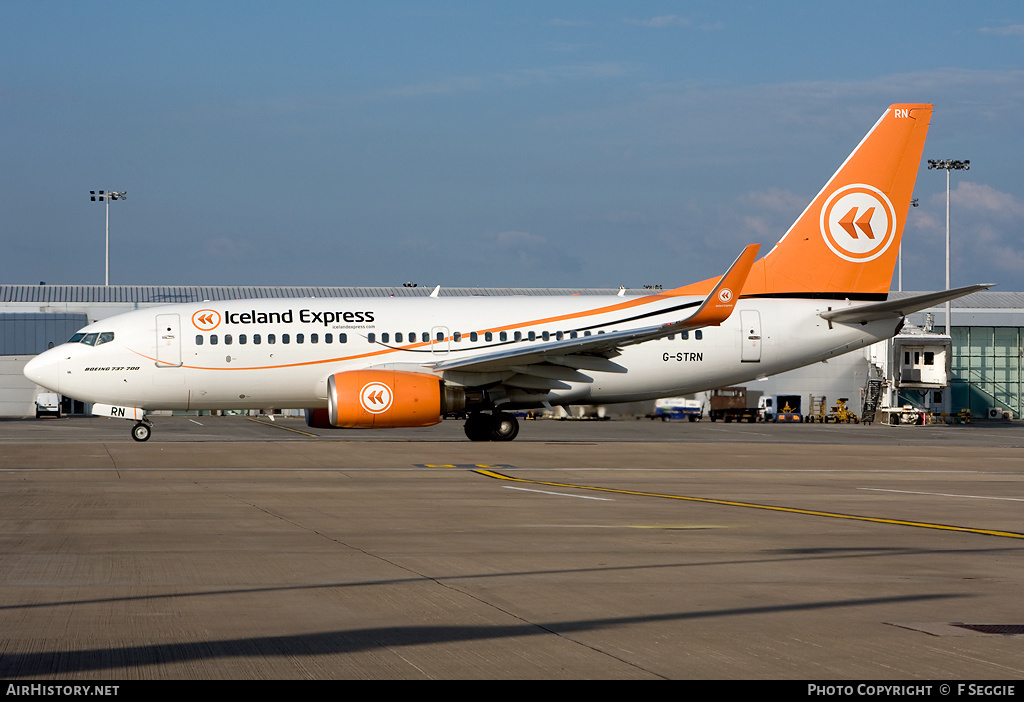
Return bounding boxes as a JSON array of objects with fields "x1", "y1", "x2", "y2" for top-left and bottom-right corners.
[{"x1": 474, "y1": 469, "x2": 1024, "y2": 540}]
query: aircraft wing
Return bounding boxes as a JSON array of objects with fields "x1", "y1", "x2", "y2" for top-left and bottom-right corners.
[
  {"x1": 819, "y1": 284, "x2": 993, "y2": 325},
  {"x1": 428, "y1": 244, "x2": 759, "y2": 385}
]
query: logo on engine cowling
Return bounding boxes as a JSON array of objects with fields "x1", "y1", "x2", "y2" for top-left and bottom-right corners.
[{"x1": 358, "y1": 381, "x2": 394, "y2": 414}]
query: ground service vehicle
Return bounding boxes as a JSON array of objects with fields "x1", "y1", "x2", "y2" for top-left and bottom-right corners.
[
  {"x1": 34, "y1": 393, "x2": 60, "y2": 419},
  {"x1": 652, "y1": 398, "x2": 703, "y2": 422},
  {"x1": 708, "y1": 387, "x2": 759, "y2": 423},
  {"x1": 761, "y1": 394, "x2": 803, "y2": 422}
]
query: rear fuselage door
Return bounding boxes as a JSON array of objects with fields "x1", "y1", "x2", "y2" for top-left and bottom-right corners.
[
  {"x1": 155, "y1": 313, "x2": 182, "y2": 367},
  {"x1": 740, "y1": 310, "x2": 762, "y2": 363}
]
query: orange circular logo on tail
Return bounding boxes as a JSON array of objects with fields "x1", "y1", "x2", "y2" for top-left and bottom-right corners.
[{"x1": 819, "y1": 184, "x2": 897, "y2": 263}]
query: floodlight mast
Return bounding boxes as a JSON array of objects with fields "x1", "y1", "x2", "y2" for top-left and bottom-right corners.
[
  {"x1": 926, "y1": 160, "x2": 969, "y2": 333},
  {"x1": 901, "y1": 198, "x2": 920, "y2": 292},
  {"x1": 89, "y1": 190, "x2": 127, "y2": 286}
]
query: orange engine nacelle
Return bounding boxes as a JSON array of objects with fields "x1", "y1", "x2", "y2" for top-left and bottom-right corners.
[{"x1": 327, "y1": 370, "x2": 465, "y2": 429}]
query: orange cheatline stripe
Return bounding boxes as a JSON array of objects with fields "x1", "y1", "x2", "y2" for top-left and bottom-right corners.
[
  {"x1": 134, "y1": 290, "x2": 703, "y2": 372},
  {"x1": 473, "y1": 470, "x2": 1024, "y2": 540}
]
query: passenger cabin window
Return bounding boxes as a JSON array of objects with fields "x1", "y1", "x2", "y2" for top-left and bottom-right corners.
[
  {"x1": 296, "y1": 333, "x2": 304, "y2": 344},
  {"x1": 196, "y1": 335, "x2": 204, "y2": 345},
  {"x1": 368, "y1": 333, "x2": 375, "y2": 343},
  {"x1": 239, "y1": 334, "x2": 247, "y2": 345},
  {"x1": 224, "y1": 334, "x2": 232, "y2": 345},
  {"x1": 282, "y1": 334, "x2": 290, "y2": 344},
  {"x1": 268, "y1": 334, "x2": 276, "y2": 344},
  {"x1": 325, "y1": 333, "x2": 333, "y2": 343},
  {"x1": 339, "y1": 333, "x2": 347, "y2": 343},
  {"x1": 311, "y1": 333, "x2": 318, "y2": 343},
  {"x1": 253, "y1": 334, "x2": 262, "y2": 345},
  {"x1": 210, "y1": 335, "x2": 218, "y2": 345}
]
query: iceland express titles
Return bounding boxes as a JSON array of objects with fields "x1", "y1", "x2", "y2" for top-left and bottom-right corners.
[{"x1": 222, "y1": 308, "x2": 375, "y2": 327}]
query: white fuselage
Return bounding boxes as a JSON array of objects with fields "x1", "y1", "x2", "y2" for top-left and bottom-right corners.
[{"x1": 25, "y1": 294, "x2": 899, "y2": 412}]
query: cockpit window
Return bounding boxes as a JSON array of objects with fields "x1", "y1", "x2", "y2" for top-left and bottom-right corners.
[{"x1": 67, "y1": 331, "x2": 114, "y2": 346}]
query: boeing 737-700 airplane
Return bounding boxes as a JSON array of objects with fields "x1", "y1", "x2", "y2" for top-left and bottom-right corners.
[{"x1": 24, "y1": 103, "x2": 990, "y2": 441}]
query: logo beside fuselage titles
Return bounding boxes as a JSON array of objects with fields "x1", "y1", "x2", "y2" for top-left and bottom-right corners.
[
  {"x1": 819, "y1": 184, "x2": 897, "y2": 263},
  {"x1": 192, "y1": 309, "x2": 221, "y2": 331}
]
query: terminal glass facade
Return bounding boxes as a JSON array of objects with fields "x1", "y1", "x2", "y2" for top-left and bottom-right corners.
[{"x1": 947, "y1": 326, "x2": 1023, "y2": 418}]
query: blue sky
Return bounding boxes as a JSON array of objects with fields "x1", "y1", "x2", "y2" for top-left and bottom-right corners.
[{"x1": 3, "y1": 2, "x2": 1023, "y2": 291}]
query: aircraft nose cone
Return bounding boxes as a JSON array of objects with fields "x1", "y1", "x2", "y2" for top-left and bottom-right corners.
[{"x1": 24, "y1": 349, "x2": 60, "y2": 393}]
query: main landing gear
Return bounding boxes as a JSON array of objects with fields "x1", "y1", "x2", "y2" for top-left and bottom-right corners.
[
  {"x1": 464, "y1": 411, "x2": 520, "y2": 442},
  {"x1": 131, "y1": 419, "x2": 153, "y2": 442}
]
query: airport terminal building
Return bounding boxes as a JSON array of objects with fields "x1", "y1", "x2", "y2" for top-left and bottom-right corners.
[{"x1": 2, "y1": 284, "x2": 1022, "y2": 420}]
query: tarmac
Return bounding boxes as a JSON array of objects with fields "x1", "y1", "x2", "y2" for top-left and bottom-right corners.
[{"x1": 1, "y1": 415, "x2": 1023, "y2": 680}]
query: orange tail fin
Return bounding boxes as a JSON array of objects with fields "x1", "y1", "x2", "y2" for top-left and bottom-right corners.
[{"x1": 672, "y1": 104, "x2": 932, "y2": 299}]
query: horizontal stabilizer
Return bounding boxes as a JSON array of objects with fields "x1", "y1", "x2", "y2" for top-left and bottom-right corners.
[{"x1": 819, "y1": 284, "x2": 993, "y2": 324}]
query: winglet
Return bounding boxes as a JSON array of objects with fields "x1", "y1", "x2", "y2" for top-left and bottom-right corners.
[{"x1": 681, "y1": 244, "x2": 760, "y2": 327}]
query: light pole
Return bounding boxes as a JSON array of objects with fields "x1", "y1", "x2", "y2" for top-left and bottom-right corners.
[
  {"x1": 90, "y1": 190, "x2": 127, "y2": 286},
  {"x1": 900, "y1": 198, "x2": 920, "y2": 292},
  {"x1": 926, "y1": 160, "x2": 969, "y2": 333}
]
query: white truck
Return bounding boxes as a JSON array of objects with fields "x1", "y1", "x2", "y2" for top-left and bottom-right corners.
[{"x1": 34, "y1": 393, "x2": 60, "y2": 419}]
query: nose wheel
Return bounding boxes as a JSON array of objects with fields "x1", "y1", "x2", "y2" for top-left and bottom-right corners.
[{"x1": 131, "y1": 421, "x2": 152, "y2": 442}]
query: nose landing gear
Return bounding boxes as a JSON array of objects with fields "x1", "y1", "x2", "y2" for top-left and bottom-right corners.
[{"x1": 131, "y1": 419, "x2": 153, "y2": 442}]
